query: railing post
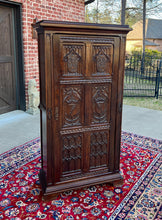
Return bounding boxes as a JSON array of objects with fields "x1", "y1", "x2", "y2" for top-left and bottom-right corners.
[{"x1": 155, "y1": 60, "x2": 161, "y2": 99}]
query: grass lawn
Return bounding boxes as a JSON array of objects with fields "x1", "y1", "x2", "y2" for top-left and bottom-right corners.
[{"x1": 123, "y1": 97, "x2": 162, "y2": 111}]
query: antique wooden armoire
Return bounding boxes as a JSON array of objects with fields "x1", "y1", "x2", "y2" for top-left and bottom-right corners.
[{"x1": 35, "y1": 21, "x2": 131, "y2": 200}]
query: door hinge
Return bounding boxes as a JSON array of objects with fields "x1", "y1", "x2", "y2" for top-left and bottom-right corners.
[
  {"x1": 47, "y1": 108, "x2": 52, "y2": 120},
  {"x1": 55, "y1": 107, "x2": 59, "y2": 120}
]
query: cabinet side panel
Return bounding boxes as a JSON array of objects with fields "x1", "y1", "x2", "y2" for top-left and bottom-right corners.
[
  {"x1": 38, "y1": 33, "x2": 47, "y2": 173},
  {"x1": 52, "y1": 34, "x2": 61, "y2": 183},
  {"x1": 38, "y1": 31, "x2": 54, "y2": 185},
  {"x1": 41, "y1": 108, "x2": 47, "y2": 172},
  {"x1": 114, "y1": 36, "x2": 126, "y2": 172},
  {"x1": 45, "y1": 33, "x2": 54, "y2": 185},
  {"x1": 38, "y1": 34, "x2": 46, "y2": 107},
  {"x1": 109, "y1": 37, "x2": 120, "y2": 173}
]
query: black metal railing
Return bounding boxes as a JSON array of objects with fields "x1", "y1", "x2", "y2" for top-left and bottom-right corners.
[{"x1": 124, "y1": 53, "x2": 162, "y2": 98}]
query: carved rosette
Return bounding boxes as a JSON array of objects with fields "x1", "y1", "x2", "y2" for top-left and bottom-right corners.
[
  {"x1": 92, "y1": 85, "x2": 109, "y2": 124},
  {"x1": 90, "y1": 131, "x2": 108, "y2": 168},
  {"x1": 63, "y1": 86, "x2": 82, "y2": 127},
  {"x1": 62, "y1": 134, "x2": 82, "y2": 173}
]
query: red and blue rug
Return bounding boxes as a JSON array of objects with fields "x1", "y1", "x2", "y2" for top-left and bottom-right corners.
[{"x1": 0, "y1": 132, "x2": 161, "y2": 219}]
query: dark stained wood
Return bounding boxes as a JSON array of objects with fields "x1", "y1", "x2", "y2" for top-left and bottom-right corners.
[
  {"x1": 0, "y1": 5, "x2": 17, "y2": 114},
  {"x1": 115, "y1": 36, "x2": 127, "y2": 172},
  {"x1": 110, "y1": 178, "x2": 124, "y2": 188},
  {"x1": 35, "y1": 20, "x2": 131, "y2": 200}
]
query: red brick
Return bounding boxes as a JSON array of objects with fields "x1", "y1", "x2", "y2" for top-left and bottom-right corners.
[{"x1": 10, "y1": 0, "x2": 85, "y2": 106}]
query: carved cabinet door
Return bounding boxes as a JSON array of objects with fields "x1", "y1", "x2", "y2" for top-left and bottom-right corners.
[{"x1": 52, "y1": 34, "x2": 120, "y2": 183}]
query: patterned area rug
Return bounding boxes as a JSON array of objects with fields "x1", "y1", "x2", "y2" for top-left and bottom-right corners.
[{"x1": 0, "y1": 132, "x2": 161, "y2": 220}]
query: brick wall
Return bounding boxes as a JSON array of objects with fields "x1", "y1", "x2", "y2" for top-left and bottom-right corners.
[{"x1": 9, "y1": 0, "x2": 85, "y2": 109}]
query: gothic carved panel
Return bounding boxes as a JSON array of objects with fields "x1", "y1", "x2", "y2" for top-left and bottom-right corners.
[
  {"x1": 62, "y1": 86, "x2": 83, "y2": 127},
  {"x1": 90, "y1": 131, "x2": 109, "y2": 169},
  {"x1": 91, "y1": 85, "x2": 111, "y2": 124},
  {"x1": 61, "y1": 43, "x2": 85, "y2": 77},
  {"x1": 62, "y1": 134, "x2": 82, "y2": 173},
  {"x1": 92, "y1": 45, "x2": 113, "y2": 76}
]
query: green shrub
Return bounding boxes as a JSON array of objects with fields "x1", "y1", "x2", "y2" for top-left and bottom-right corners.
[
  {"x1": 128, "y1": 49, "x2": 162, "y2": 69},
  {"x1": 131, "y1": 49, "x2": 162, "y2": 59}
]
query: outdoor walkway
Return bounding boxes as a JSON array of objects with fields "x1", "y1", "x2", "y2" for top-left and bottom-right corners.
[
  {"x1": 0, "y1": 110, "x2": 40, "y2": 154},
  {"x1": 0, "y1": 105, "x2": 162, "y2": 154},
  {"x1": 122, "y1": 105, "x2": 162, "y2": 140}
]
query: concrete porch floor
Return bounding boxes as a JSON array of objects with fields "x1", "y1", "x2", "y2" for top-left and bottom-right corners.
[
  {"x1": 0, "y1": 110, "x2": 40, "y2": 154},
  {"x1": 0, "y1": 105, "x2": 162, "y2": 154}
]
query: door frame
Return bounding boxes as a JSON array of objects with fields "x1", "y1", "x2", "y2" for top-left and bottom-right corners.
[{"x1": 0, "y1": 0, "x2": 26, "y2": 111}]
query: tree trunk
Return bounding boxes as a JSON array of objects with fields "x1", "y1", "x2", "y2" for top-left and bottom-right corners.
[
  {"x1": 141, "y1": 0, "x2": 146, "y2": 74},
  {"x1": 96, "y1": 0, "x2": 99, "y2": 23},
  {"x1": 121, "y1": 0, "x2": 126, "y2": 25}
]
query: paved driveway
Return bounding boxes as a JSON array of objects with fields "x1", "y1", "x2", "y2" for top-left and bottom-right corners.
[
  {"x1": 0, "y1": 105, "x2": 162, "y2": 154},
  {"x1": 122, "y1": 105, "x2": 162, "y2": 140}
]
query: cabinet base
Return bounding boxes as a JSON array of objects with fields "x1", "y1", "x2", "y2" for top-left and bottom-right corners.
[
  {"x1": 39, "y1": 170, "x2": 123, "y2": 201},
  {"x1": 38, "y1": 169, "x2": 47, "y2": 194},
  {"x1": 108, "y1": 178, "x2": 124, "y2": 187}
]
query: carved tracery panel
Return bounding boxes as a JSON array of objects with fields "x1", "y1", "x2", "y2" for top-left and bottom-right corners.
[
  {"x1": 90, "y1": 131, "x2": 109, "y2": 169},
  {"x1": 62, "y1": 86, "x2": 83, "y2": 127},
  {"x1": 91, "y1": 85, "x2": 111, "y2": 124},
  {"x1": 92, "y1": 45, "x2": 113, "y2": 76},
  {"x1": 62, "y1": 134, "x2": 82, "y2": 173},
  {"x1": 61, "y1": 43, "x2": 85, "y2": 77}
]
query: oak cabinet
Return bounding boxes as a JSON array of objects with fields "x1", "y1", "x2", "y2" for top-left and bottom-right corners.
[{"x1": 35, "y1": 21, "x2": 130, "y2": 200}]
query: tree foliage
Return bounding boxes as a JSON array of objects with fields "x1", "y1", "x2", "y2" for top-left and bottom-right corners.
[
  {"x1": 85, "y1": 0, "x2": 121, "y2": 23},
  {"x1": 85, "y1": 7, "x2": 112, "y2": 23},
  {"x1": 85, "y1": 0, "x2": 162, "y2": 27}
]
